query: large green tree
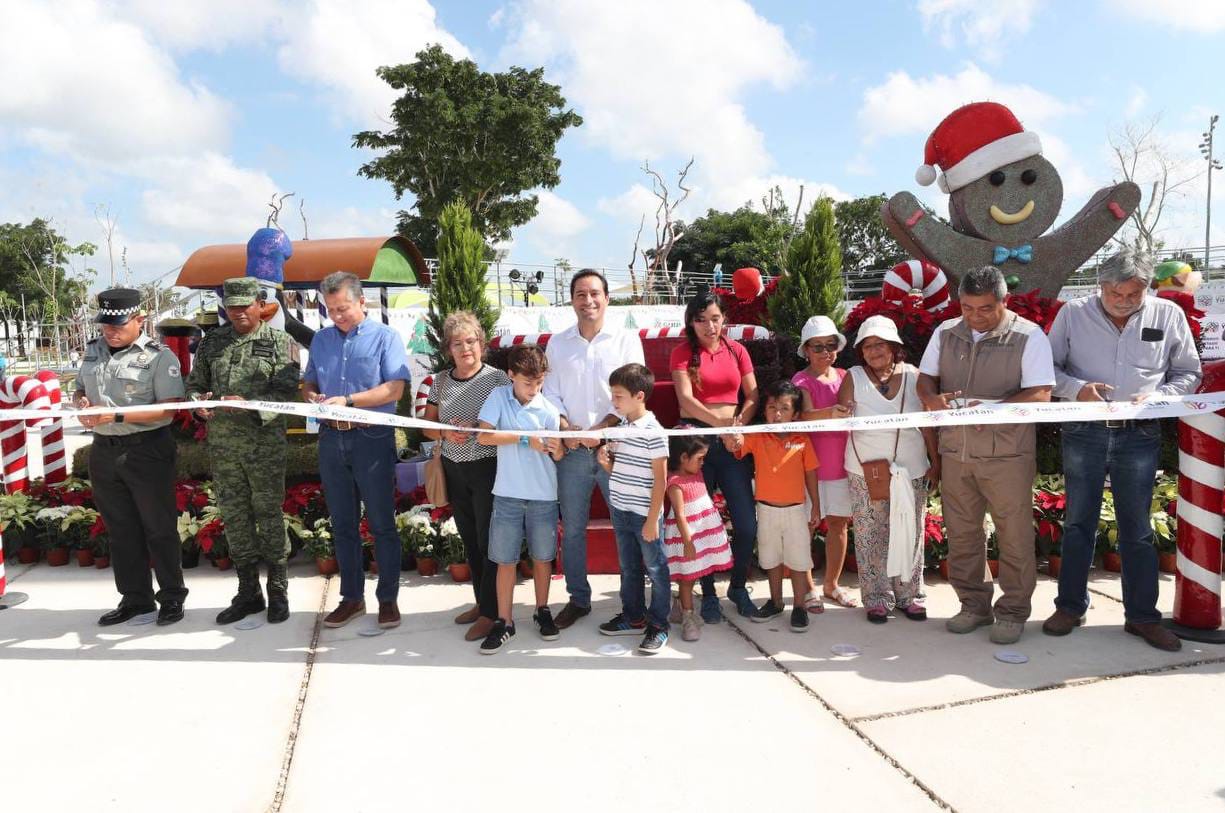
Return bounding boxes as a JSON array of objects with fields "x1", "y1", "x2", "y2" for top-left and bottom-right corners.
[
  {"x1": 426, "y1": 202, "x2": 499, "y2": 369},
  {"x1": 770, "y1": 198, "x2": 843, "y2": 338},
  {"x1": 833, "y1": 194, "x2": 913, "y2": 278},
  {"x1": 353, "y1": 45, "x2": 583, "y2": 256},
  {"x1": 668, "y1": 190, "x2": 797, "y2": 279},
  {"x1": 0, "y1": 219, "x2": 95, "y2": 354}
]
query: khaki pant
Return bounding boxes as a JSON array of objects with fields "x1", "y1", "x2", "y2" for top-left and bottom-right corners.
[{"x1": 941, "y1": 453, "x2": 1037, "y2": 622}]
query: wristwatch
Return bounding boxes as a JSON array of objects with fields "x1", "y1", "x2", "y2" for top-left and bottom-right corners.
[
  {"x1": 518, "y1": 435, "x2": 531, "y2": 447},
  {"x1": 345, "y1": 396, "x2": 354, "y2": 408},
  {"x1": 114, "y1": 413, "x2": 125, "y2": 424}
]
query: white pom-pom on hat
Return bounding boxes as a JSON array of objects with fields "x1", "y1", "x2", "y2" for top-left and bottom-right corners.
[{"x1": 915, "y1": 164, "x2": 937, "y2": 186}]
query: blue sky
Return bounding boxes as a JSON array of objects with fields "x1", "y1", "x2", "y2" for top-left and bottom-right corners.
[{"x1": 1, "y1": 0, "x2": 1222, "y2": 291}]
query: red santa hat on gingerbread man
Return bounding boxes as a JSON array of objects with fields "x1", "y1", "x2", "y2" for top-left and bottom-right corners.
[{"x1": 914, "y1": 101, "x2": 1043, "y2": 194}]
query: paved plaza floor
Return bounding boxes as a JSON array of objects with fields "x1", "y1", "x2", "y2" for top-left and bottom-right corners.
[{"x1": 2, "y1": 558, "x2": 1223, "y2": 813}]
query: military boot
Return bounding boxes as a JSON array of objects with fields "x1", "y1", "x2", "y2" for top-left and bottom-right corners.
[
  {"x1": 266, "y1": 563, "x2": 290, "y2": 624},
  {"x1": 216, "y1": 563, "x2": 266, "y2": 624}
]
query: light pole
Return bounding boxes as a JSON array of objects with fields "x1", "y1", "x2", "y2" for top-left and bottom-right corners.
[{"x1": 1200, "y1": 114, "x2": 1222, "y2": 271}]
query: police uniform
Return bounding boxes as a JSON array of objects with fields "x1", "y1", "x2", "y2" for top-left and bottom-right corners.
[
  {"x1": 185, "y1": 278, "x2": 300, "y2": 625},
  {"x1": 75, "y1": 288, "x2": 187, "y2": 625}
]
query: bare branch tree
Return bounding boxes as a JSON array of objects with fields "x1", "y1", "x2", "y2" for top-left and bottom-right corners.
[
  {"x1": 1109, "y1": 115, "x2": 1201, "y2": 253},
  {"x1": 638, "y1": 158, "x2": 694, "y2": 302},
  {"x1": 94, "y1": 204, "x2": 119, "y2": 288},
  {"x1": 267, "y1": 192, "x2": 296, "y2": 228},
  {"x1": 300, "y1": 198, "x2": 310, "y2": 240}
]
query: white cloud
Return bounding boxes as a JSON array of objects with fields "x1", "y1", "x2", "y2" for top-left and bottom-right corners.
[
  {"x1": 502, "y1": 0, "x2": 802, "y2": 190},
  {"x1": 117, "y1": 0, "x2": 285, "y2": 50},
  {"x1": 1114, "y1": 0, "x2": 1225, "y2": 32},
  {"x1": 139, "y1": 153, "x2": 282, "y2": 238},
  {"x1": 597, "y1": 184, "x2": 664, "y2": 224},
  {"x1": 276, "y1": 0, "x2": 469, "y2": 126},
  {"x1": 0, "y1": 0, "x2": 231, "y2": 163},
  {"x1": 1125, "y1": 86, "x2": 1148, "y2": 118},
  {"x1": 707, "y1": 175, "x2": 851, "y2": 213},
  {"x1": 917, "y1": 0, "x2": 1042, "y2": 58},
  {"x1": 531, "y1": 190, "x2": 591, "y2": 239},
  {"x1": 858, "y1": 64, "x2": 1075, "y2": 145}
]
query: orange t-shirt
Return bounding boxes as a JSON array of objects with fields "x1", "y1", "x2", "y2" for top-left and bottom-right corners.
[{"x1": 735, "y1": 432, "x2": 818, "y2": 505}]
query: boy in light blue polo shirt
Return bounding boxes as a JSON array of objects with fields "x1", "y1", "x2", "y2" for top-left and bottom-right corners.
[{"x1": 477, "y1": 345, "x2": 564, "y2": 654}]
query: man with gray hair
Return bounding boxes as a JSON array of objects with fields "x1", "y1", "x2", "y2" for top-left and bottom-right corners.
[
  {"x1": 1042, "y1": 247, "x2": 1201, "y2": 651},
  {"x1": 918, "y1": 265, "x2": 1055, "y2": 644},
  {"x1": 304, "y1": 271, "x2": 411, "y2": 631}
]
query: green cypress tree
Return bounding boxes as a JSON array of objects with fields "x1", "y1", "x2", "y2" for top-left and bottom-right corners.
[
  {"x1": 769, "y1": 197, "x2": 844, "y2": 339},
  {"x1": 427, "y1": 201, "x2": 500, "y2": 368}
]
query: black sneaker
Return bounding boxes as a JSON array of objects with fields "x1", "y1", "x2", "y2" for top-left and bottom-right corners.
[
  {"x1": 534, "y1": 606, "x2": 560, "y2": 641},
  {"x1": 790, "y1": 606, "x2": 808, "y2": 632},
  {"x1": 638, "y1": 624, "x2": 669, "y2": 654},
  {"x1": 479, "y1": 619, "x2": 515, "y2": 655},
  {"x1": 750, "y1": 600, "x2": 784, "y2": 623},
  {"x1": 599, "y1": 613, "x2": 647, "y2": 636}
]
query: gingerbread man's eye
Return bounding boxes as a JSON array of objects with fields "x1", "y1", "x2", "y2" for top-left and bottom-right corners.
[
  {"x1": 1021, "y1": 169, "x2": 1037, "y2": 185},
  {"x1": 989, "y1": 171, "x2": 1006, "y2": 186}
]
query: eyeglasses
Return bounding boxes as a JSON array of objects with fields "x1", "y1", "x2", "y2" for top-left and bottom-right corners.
[{"x1": 805, "y1": 342, "x2": 839, "y2": 353}]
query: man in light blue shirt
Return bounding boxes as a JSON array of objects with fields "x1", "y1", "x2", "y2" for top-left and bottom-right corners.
[
  {"x1": 1043, "y1": 247, "x2": 1201, "y2": 651},
  {"x1": 303, "y1": 272, "x2": 410, "y2": 632}
]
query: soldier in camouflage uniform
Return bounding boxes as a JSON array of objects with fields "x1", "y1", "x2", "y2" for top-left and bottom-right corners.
[{"x1": 185, "y1": 278, "x2": 301, "y2": 624}]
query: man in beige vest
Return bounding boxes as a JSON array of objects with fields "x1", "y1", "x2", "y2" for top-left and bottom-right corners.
[{"x1": 917, "y1": 266, "x2": 1055, "y2": 644}]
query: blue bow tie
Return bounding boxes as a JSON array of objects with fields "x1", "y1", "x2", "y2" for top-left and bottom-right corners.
[{"x1": 994, "y1": 244, "x2": 1033, "y2": 264}]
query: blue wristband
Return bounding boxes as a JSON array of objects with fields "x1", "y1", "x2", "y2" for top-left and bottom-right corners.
[{"x1": 518, "y1": 435, "x2": 530, "y2": 447}]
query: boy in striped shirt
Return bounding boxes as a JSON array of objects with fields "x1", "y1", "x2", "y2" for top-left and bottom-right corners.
[{"x1": 596, "y1": 363, "x2": 671, "y2": 653}]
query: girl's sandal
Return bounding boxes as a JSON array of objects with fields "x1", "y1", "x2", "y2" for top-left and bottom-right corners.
[
  {"x1": 804, "y1": 593, "x2": 825, "y2": 614},
  {"x1": 823, "y1": 586, "x2": 859, "y2": 608}
]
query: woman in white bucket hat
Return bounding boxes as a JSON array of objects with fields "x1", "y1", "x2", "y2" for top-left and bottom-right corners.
[
  {"x1": 836, "y1": 315, "x2": 939, "y2": 624},
  {"x1": 792, "y1": 315, "x2": 857, "y2": 611}
]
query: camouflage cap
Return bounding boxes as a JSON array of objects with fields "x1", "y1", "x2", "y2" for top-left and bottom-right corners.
[{"x1": 222, "y1": 277, "x2": 262, "y2": 307}]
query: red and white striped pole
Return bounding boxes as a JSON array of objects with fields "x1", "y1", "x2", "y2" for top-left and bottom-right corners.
[
  {"x1": 35, "y1": 370, "x2": 68, "y2": 485},
  {"x1": 487, "y1": 324, "x2": 771, "y2": 348},
  {"x1": 1169, "y1": 404, "x2": 1225, "y2": 643},
  {"x1": 0, "y1": 375, "x2": 52, "y2": 494}
]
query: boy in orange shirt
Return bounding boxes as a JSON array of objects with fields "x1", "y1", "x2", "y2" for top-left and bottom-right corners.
[{"x1": 724, "y1": 380, "x2": 820, "y2": 631}]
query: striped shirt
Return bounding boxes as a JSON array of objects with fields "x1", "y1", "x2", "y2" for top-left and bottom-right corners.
[
  {"x1": 609, "y1": 411, "x2": 668, "y2": 516},
  {"x1": 427, "y1": 364, "x2": 510, "y2": 463}
]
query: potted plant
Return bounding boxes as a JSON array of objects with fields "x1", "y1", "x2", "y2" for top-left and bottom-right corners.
[
  {"x1": 196, "y1": 509, "x2": 230, "y2": 569},
  {"x1": 35, "y1": 505, "x2": 76, "y2": 566},
  {"x1": 1096, "y1": 492, "x2": 1121, "y2": 572},
  {"x1": 91, "y1": 518, "x2": 111, "y2": 568},
  {"x1": 985, "y1": 517, "x2": 1000, "y2": 580},
  {"x1": 398, "y1": 506, "x2": 439, "y2": 576},
  {"x1": 439, "y1": 518, "x2": 470, "y2": 582},
  {"x1": 177, "y1": 512, "x2": 202, "y2": 568},
  {"x1": 0, "y1": 492, "x2": 40, "y2": 560},
  {"x1": 295, "y1": 518, "x2": 338, "y2": 576},
  {"x1": 1034, "y1": 477, "x2": 1066, "y2": 577},
  {"x1": 1151, "y1": 475, "x2": 1178, "y2": 574},
  {"x1": 923, "y1": 512, "x2": 949, "y2": 579}
]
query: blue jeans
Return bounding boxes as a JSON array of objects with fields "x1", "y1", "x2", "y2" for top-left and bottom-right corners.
[
  {"x1": 488, "y1": 496, "x2": 559, "y2": 564},
  {"x1": 610, "y1": 506, "x2": 670, "y2": 629},
  {"x1": 1056, "y1": 421, "x2": 1162, "y2": 623},
  {"x1": 556, "y1": 447, "x2": 611, "y2": 609},
  {"x1": 319, "y1": 425, "x2": 400, "y2": 604},
  {"x1": 700, "y1": 437, "x2": 756, "y2": 594}
]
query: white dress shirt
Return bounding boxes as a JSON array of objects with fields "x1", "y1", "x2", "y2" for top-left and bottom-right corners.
[{"x1": 543, "y1": 322, "x2": 645, "y2": 428}]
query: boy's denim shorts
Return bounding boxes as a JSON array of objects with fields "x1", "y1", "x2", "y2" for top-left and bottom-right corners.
[{"x1": 488, "y1": 495, "x2": 559, "y2": 564}]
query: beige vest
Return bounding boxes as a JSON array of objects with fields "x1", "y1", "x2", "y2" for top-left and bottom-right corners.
[{"x1": 935, "y1": 311, "x2": 1036, "y2": 460}]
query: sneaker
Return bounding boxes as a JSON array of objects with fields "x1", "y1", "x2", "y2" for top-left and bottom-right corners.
[
  {"x1": 989, "y1": 619, "x2": 1024, "y2": 645},
  {"x1": 599, "y1": 613, "x2": 647, "y2": 636},
  {"x1": 945, "y1": 609, "x2": 993, "y2": 634},
  {"x1": 480, "y1": 619, "x2": 515, "y2": 654},
  {"x1": 1042, "y1": 608, "x2": 1084, "y2": 636},
  {"x1": 323, "y1": 599, "x2": 366, "y2": 628},
  {"x1": 638, "y1": 624, "x2": 669, "y2": 654},
  {"x1": 378, "y1": 601, "x2": 401, "y2": 629},
  {"x1": 727, "y1": 586, "x2": 756, "y2": 618},
  {"x1": 789, "y1": 606, "x2": 809, "y2": 632},
  {"x1": 681, "y1": 610, "x2": 701, "y2": 642},
  {"x1": 700, "y1": 594, "x2": 723, "y2": 624},
  {"x1": 669, "y1": 596, "x2": 682, "y2": 624},
  {"x1": 533, "y1": 606, "x2": 560, "y2": 641},
  {"x1": 750, "y1": 599, "x2": 784, "y2": 623},
  {"x1": 554, "y1": 601, "x2": 591, "y2": 630}
]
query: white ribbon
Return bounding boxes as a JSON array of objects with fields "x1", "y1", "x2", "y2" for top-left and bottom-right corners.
[{"x1": 886, "y1": 464, "x2": 918, "y2": 578}]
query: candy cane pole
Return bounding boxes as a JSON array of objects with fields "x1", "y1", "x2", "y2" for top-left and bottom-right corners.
[
  {"x1": 35, "y1": 370, "x2": 68, "y2": 485},
  {"x1": 0, "y1": 375, "x2": 51, "y2": 494},
  {"x1": 1168, "y1": 408, "x2": 1225, "y2": 643}
]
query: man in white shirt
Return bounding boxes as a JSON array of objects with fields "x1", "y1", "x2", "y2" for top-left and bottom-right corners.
[
  {"x1": 544, "y1": 270, "x2": 645, "y2": 629},
  {"x1": 917, "y1": 266, "x2": 1055, "y2": 645}
]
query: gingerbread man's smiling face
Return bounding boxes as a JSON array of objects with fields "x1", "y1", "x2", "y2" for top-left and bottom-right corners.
[{"x1": 948, "y1": 154, "x2": 1063, "y2": 244}]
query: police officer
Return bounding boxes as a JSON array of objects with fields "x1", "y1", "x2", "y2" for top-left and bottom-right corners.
[
  {"x1": 186, "y1": 278, "x2": 300, "y2": 625},
  {"x1": 74, "y1": 288, "x2": 188, "y2": 626}
]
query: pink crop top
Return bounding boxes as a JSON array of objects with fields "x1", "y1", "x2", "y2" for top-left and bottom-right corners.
[{"x1": 669, "y1": 339, "x2": 753, "y2": 405}]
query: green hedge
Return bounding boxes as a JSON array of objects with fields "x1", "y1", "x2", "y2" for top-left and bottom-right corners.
[{"x1": 73, "y1": 436, "x2": 323, "y2": 481}]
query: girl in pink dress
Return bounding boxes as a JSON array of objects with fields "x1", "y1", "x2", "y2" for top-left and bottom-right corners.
[{"x1": 663, "y1": 436, "x2": 732, "y2": 641}]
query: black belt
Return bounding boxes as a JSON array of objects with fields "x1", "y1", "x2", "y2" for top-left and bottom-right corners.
[
  {"x1": 321, "y1": 419, "x2": 370, "y2": 431},
  {"x1": 1103, "y1": 419, "x2": 1147, "y2": 430},
  {"x1": 94, "y1": 426, "x2": 171, "y2": 446}
]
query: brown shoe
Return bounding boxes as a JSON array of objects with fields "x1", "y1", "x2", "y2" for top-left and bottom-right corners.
[
  {"x1": 554, "y1": 601, "x2": 591, "y2": 630},
  {"x1": 323, "y1": 599, "x2": 366, "y2": 628},
  {"x1": 1042, "y1": 609, "x2": 1085, "y2": 636},
  {"x1": 1124, "y1": 621, "x2": 1182, "y2": 651},
  {"x1": 378, "y1": 601, "x2": 401, "y2": 629},
  {"x1": 465, "y1": 616, "x2": 495, "y2": 641},
  {"x1": 454, "y1": 605, "x2": 481, "y2": 625}
]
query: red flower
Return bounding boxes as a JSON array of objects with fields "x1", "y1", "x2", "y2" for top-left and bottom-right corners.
[
  {"x1": 408, "y1": 486, "x2": 428, "y2": 506},
  {"x1": 359, "y1": 517, "x2": 373, "y2": 544},
  {"x1": 196, "y1": 518, "x2": 225, "y2": 553},
  {"x1": 89, "y1": 515, "x2": 107, "y2": 538}
]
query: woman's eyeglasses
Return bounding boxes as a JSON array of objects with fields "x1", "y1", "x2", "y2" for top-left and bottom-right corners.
[{"x1": 805, "y1": 342, "x2": 839, "y2": 353}]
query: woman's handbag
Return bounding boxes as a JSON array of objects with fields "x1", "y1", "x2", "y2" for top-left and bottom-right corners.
[
  {"x1": 851, "y1": 370, "x2": 906, "y2": 502},
  {"x1": 424, "y1": 443, "x2": 449, "y2": 507}
]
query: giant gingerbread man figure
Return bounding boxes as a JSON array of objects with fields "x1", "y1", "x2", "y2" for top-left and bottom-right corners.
[{"x1": 882, "y1": 102, "x2": 1140, "y2": 298}]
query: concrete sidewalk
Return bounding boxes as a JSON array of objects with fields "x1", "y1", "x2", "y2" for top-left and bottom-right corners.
[{"x1": 1, "y1": 560, "x2": 1223, "y2": 812}]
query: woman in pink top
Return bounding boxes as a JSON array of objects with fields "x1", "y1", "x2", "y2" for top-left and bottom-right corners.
[
  {"x1": 792, "y1": 315, "x2": 857, "y2": 611},
  {"x1": 670, "y1": 291, "x2": 759, "y2": 622}
]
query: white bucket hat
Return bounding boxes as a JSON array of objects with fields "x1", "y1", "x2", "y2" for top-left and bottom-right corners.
[
  {"x1": 854, "y1": 314, "x2": 903, "y2": 347},
  {"x1": 797, "y1": 315, "x2": 847, "y2": 358}
]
